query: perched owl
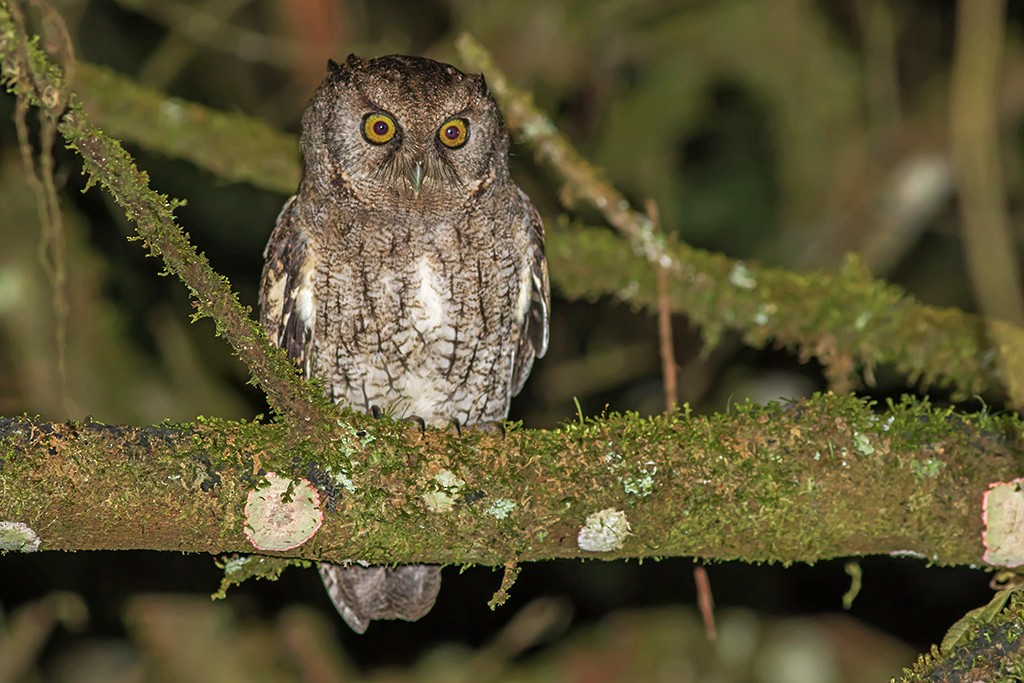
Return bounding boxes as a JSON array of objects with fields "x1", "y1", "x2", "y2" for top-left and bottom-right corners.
[{"x1": 258, "y1": 55, "x2": 550, "y2": 633}]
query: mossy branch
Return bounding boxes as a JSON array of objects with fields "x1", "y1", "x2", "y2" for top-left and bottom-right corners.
[
  {"x1": 0, "y1": 4, "x2": 339, "y2": 436},
  {"x1": 899, "y1": 589, "x2": 1024, "y2": 681},
  {"x1": 0, "y1": 393, "x2": 1021, "y2": 568},
  {"x1": 65, "y1": 62, "x2": 1024, "y2": 404}
]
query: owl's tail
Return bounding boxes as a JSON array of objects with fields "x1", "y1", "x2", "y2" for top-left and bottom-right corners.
[{"x1": 318, "y1": 563, "x2": 442, "y2": 633}]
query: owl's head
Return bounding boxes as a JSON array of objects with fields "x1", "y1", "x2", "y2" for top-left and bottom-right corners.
[{"x1": 300, "y1": 54, "x2": 510, "y2": 207}]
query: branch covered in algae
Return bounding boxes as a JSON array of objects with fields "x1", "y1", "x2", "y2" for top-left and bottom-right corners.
[
  {"x1": 0, "y1": 3, "x2": 340, "y2": 436},
  {"x1": 66, "y1": 62, "x2": 1023, "y2": 403},
  {"x1": 899, "y1": 589, "x2": 1024, "y2": 682},
  {"x1": 0, "y1": 393, "x2": 1020, "y2": 568}
]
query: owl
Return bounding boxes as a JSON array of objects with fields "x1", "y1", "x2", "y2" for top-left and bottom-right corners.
[{"x1": 258, "y1": 54, "x2": 550, "y2": 633}]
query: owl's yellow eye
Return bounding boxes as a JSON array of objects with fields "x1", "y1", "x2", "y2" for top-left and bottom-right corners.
[
  {"x1": 362, "y1": 113, "x2": 396, "y2": 144},
  {"x1": 438, "y1": 118, "x2": 469, "y2": 149}
]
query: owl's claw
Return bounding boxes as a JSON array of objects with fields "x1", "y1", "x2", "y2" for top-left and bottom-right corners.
[
  {"x1": 445, "y1": 419, "x2": 505, "y2": 439},
  {"x1": 370, "y1": 405, "x2": 382, "y2": 419},
  {"x1": 404, "y1": 415, "x2": 427, "y2": 433},
  {"x1": 474, "y1": 421, "x2": 507, "y2": 439}
]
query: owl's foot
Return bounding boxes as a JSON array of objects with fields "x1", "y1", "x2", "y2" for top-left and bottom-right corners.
[
  {"x1": 367, "y1": 405, "x2": 425, "y2": 433},
  {"x1": 447, "y1": 419, "x2": 505, "y2": 438}
]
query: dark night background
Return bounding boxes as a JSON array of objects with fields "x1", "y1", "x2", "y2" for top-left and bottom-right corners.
[{"x1": 1, "y1": 0, "x2": 1021, "y2": 680}]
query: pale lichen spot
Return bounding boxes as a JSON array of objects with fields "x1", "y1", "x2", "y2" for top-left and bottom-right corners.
[
  {"x1": 854, "y1": 311, "x2": 872, "y2": 330},
  {"x1": 160, "y1": 99, "x2": 184, "y2": 122},
  {"x1": 622, "y1": 466, "x2": 657, "y2": 497},
  {"x1": 753, "y1": 304, "x2": 775, "y2": 326},
  {"x1": 434, "y1": 469, "x2": 465, "y2": 491},
  {"x1": 577, "y1": 508, "x2": 631, "y2": 552},
  {"x1": 244, "y1": 472, "x2": 323, "y2": 551},
  {"x1": 0, "y1": 521, "x2": 40, "y2": 553},
  {"x1": 422, "y1": 491, "x2": 456, "y2": 512},
  {"x1": 485, "y1": 498, "x2": 516, "y2": 519},
  {"x1": 327, "y1": 466, "x2": 356, "y2": 493},
  {"x1": 853, "y1": 431, "x2": 875, "y2": 455},
  {"x1": 422, "y1": 469, "x2": 466, "y2": 513},
  {"x1": 729, "y1": 261, "x2": 757, "y2": 289}
]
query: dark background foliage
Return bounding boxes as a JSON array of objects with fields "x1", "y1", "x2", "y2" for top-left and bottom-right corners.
[{"x1": 2, "y1": 0, "x2": 1022, "y2": 679}]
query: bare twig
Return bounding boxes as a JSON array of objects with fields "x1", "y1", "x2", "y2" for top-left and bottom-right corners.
[
  {"x1": 951, "y1": 0, "x2": 1021, "y2": 325},
  {"x1": 950, "y1": 0, "x2": 1024, "y2": 411},
  {"x1": 8, "y1": 1, "x2": 73, "y2": 414},
  {"x1": 645, "y1": 200, "x2": 679, "y2": 412},
  {"x1": 693, "y1": 565, "x2": 716, "y2": 642}
]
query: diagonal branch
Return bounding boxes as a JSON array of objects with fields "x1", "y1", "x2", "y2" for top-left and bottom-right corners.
[
  {"x1": 64, "y1": 60, "x2": 1024, "y2": 404},
  {"x1": 0, "y1": 3, "x2": 339, "y2": 437}
]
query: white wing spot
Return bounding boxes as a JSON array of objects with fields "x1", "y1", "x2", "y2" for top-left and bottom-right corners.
[
  {"x1": 516, "y1": 259, "x2": 532, "y2": 329},
  {"x1": 294, "y1": 261, "x2": 317, "y2": 331}
]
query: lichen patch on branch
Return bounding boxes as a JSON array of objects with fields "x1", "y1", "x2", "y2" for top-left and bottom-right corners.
[
  {"x1": 577, "y1": 508, "x2": 631, "y2": 552},
  {"x1": 0, "y1": 520, "x2": 40, "y2": 552}
]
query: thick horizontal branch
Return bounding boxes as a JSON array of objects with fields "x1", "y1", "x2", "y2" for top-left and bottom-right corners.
[
  {"x1": 66, "y1": 62, "x2": 1023, "y2": 402},
  {"x1": 0, "y1": 394, "x2": 1020, "y2": 567}
]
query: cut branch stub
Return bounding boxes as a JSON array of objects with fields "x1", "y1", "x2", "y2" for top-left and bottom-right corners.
[{"x1": 244, "y1": 472, "x2": 324, "y2": 552}]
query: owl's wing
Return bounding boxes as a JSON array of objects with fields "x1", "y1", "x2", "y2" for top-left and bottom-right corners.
[
  {"x1": 258, "y1": 195, "x2": 316, "y2": 375},
  {"x1": 510, "y1": 190, "x2": 551, "y2": 397}
]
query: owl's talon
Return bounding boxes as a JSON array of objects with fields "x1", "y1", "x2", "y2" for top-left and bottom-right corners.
[
  {"x1": 448, "y1": 418, "x2": 462, "y2": 437},
  {"x1": 370, "y1": 405, "x2": 382, "y2": 419}
]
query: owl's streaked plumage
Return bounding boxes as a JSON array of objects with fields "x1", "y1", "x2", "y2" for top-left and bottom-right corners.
[{"x1": 258, "y1": 54, "x2": 549, "y2": 633}]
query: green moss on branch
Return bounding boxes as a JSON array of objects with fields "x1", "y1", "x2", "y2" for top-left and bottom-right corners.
[{"x1": 0, "y1": 393, "x2": 1020, "y2": 567}]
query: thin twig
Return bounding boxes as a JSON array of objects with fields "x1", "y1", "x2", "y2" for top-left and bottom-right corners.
[
  {"x1": 9, "y1": 0, "x2": 72, "y2": 414},
  {"x1": 645, "y1": 200, "x2": 678, "y2": 411},
  {"x1": 693, "y1": 565, "x2": 716, "y2": 641},
  {"x1": 949, "y1": 0, "x2": 1024, "y2": 411},
  {"x1": 951, "y1": 0, "x2": 1021, "y2": 325}
]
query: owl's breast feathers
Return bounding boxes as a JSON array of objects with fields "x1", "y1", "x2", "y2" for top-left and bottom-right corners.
[{"x1": 258, "y1": 188, "x2": 549, "y2": 426}]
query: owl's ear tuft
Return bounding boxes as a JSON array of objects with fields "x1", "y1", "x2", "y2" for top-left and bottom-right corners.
[
  {"x1": 327, "y1": 56, "x2": 363, "y2": 83},
  {"x1": 476, "y1": 75, "x2": 491, "y2": 98}
]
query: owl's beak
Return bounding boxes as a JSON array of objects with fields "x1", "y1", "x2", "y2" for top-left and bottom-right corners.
[{"x1": 409, "y1": 161, "x2": 426, "y2": 197}]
